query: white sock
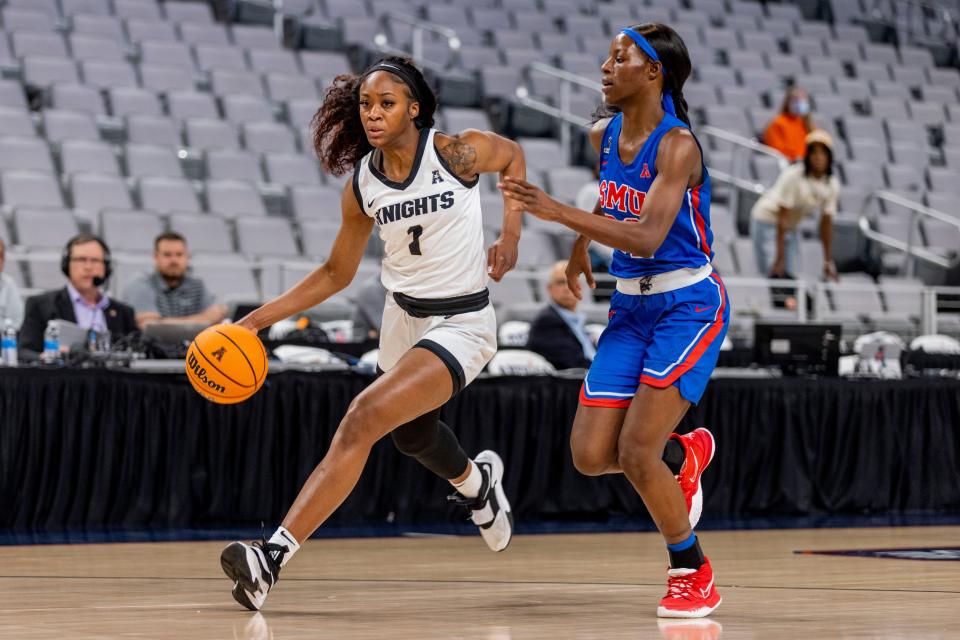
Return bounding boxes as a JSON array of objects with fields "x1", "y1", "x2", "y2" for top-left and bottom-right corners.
[
  {"x1": 268, "y1": 527, "x2": 300, "y2": 568},
  {"x1": 451, "y1": 459, "x2": 483, "y2": 498}
]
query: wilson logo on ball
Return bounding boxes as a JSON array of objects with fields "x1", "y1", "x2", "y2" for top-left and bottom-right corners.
[{"x1": 187, "y1": 352, "x2": 227, "y2": 394}]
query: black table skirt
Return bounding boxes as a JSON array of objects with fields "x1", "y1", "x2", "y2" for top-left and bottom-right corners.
[{"x1": 2, "y1": 368, "x2": 959, "y2": 532}]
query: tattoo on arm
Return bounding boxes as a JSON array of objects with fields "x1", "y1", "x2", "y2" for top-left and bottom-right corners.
[{"x1": 439, "y1": 136, "x2": 478, "y2": 179}]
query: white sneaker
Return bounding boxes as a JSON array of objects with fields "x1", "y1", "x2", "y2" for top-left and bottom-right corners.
[
  {"x1": 220, "y1": 539, "x2": 287, "y2": 611},
  {"x1": 449, "y1": 450, "x2": 513, "y2": 552}
]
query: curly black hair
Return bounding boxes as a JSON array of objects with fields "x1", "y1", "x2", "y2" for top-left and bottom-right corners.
[{"x1": 311, "y1": 56, "x2": 438, "y2": 176}]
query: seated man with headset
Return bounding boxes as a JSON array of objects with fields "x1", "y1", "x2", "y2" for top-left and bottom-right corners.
[{"x1": 19, "y1": 234, "x2": 137, "y2": 354}]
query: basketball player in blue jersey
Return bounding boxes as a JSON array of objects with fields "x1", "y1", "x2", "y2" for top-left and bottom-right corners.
[
  {"x1": 500, "y1": 24, "x2": 726, "y2": 618},
  {"x1": 219, "y1": 57, "x2": 526, "y2": 611}
]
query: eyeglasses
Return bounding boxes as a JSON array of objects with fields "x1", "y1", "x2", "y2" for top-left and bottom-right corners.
[{"x1": 70, "y1": 257, "x2": 105, "y2": 266}]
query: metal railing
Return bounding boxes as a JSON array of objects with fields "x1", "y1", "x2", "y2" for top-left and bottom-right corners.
[
  {"x1": 514, "y1": 63, "x2": 601, "y2": 165},
  {"x1": 374, "y1": 12, "x2": 461, "y2": 67},
  {"x1": 857, "y1": 189, "x2": 960, "y2": 277},
  {"x1": 698, "y1": 126, "x2": 788, "y2": 218},
  {"x1": 512, "y1": 65, "x2": 786, "y2": 203}
]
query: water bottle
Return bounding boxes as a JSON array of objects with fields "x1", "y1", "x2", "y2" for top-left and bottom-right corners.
[
  {"x1": 1, "y1": 319, "x2": 17, "y2": 367},
  {"x1": 42, "y1": 320, "x2": 60, "y2": 364}
]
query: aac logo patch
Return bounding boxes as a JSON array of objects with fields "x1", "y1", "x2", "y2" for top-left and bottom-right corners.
[{"x1": 212, "y1": 346, "x2": 227, "y2": 362}]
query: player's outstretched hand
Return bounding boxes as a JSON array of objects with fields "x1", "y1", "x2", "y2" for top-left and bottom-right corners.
[
  {"x1": 498, "y1": 176, "x2": 562, "y2": 222},
  {"x1": 487, "y1": 234, "x2": 518, "y2": 282},
  {"x1": 566, "y1": 243, "x2": 596, "y2": 301}
]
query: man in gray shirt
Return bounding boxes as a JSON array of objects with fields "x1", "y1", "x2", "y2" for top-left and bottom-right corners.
[
  {"x1": 123, "y1": 232, "x2": 226, "y2": 330},
  {"x1": 0, "y1": 238, "x2": 24, "y2": 328}
]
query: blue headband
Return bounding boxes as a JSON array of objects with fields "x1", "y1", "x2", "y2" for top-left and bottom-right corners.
[{"x1": 620, "y1": 28, "x2": 676, "y2": 117}]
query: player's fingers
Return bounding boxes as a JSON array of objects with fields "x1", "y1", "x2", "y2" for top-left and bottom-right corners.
[{"x1": 584, "y1": 264, "x2": 596, "y2": 289}]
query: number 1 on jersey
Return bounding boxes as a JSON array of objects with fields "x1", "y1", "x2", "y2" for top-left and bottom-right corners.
[{"x1": 407, "y1": 224, "x2": 423, "y2": 255}]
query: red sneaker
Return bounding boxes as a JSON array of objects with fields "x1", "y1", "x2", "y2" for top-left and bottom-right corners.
[
  {"x1": 670, "y1": 428, "x2": 716, "y2": 529},
  {"x1": 657, "y1": 557, "x2": 722, "y2": 618}
]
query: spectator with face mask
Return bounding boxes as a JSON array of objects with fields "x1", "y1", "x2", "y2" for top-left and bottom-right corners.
[{"x1": 763, "y1": 85, "x2": 815, "y2": 162}]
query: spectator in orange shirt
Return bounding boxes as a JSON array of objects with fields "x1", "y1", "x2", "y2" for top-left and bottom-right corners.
[{"x1": 763, "y1": 86, "x2": 814, "y2": 162}]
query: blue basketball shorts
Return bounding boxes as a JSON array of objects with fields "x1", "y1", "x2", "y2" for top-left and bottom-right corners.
[{"x1": 580, "y1": 272, "x2": 729, "y2": 407}]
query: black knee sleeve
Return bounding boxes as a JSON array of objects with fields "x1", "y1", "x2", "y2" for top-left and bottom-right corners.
[{"x1": 391, "y1": 409, "x2": 469, "y2": 479}]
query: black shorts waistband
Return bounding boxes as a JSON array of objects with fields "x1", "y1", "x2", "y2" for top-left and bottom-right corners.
[{"x1": 392, "y1": 289, "x2": 489, "y2": 318}]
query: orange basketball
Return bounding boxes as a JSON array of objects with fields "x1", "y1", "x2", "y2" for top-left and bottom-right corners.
[{"x1": 185, "y1": 324, "x2": 268, "y2": 404}]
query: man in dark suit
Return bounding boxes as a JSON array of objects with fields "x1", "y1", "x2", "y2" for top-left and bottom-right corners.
[
  {"x1": 526, "y1": 261, "x2": 597, "y2": 371},
  {"x1": 20, "y1": 234, "x2": 137, "y2": 354}
]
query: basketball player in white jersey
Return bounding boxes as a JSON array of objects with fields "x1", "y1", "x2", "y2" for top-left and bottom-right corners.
[{"x1": 219, "y1": 57, "x2": 526, "y2": 611}]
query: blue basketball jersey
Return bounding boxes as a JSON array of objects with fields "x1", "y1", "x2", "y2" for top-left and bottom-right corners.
[{"x1": 598, "y1": 112, "x2": 714, "y2": 278}]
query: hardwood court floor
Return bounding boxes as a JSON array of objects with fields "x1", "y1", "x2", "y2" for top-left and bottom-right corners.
[{"x1": 0, "y1": 526, "x2": 957, "y2": 639}]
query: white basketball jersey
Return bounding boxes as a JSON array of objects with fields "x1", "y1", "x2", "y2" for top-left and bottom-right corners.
[{"x1": 353, "y1": 128, "x2": 487, "y2": 299}]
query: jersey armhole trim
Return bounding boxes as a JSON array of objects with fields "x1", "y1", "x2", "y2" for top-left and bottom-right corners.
[
  {"x1": 352, "y1": 164, "x2": 367, "y2": 216},
  {"x1": 433, "y1": 131, "x2": 480, "y2": 189}
]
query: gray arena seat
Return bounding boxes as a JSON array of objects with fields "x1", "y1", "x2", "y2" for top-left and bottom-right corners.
[
  {"x1": 61, "y1": 140, "x2": 120, "y2": 176},
  {"x1": 222, "y1": 95, "x2": 274, "y2": 124},
  {"x1": 23, "y1": 56, "x2": 80, "y2": 87},
  {"x1": 206, "y1": 179, "x2": 267, "y2": 217},
  {"x1": 81, "y1": 60, "x2": 139, "y2": 90},
  {"x1": 69, "y1": 35, "x2": 125, "y2": 63},
  {"x1": 236, "y1": 217, "x2": 300, "y2": 257},
  {"x1": 263, "y1": 153, "x2": 321, "y2": 186},
  {"x1": 99, "y1": 209, "x2": 164, "y2": 253},
  {"x1": 265, "y1": 73, "x2": 318, "y2": 102},
  {"x1": 71, "y1": 173, "x2": 134, "y2": 215},
  {"x1": 140, "y1": 64, "x2": 196, "y2": 93},
  {"x1": 242, "y1": 121, "x2": 298, "y2": 154},
  {"x1": 139, "y1": 176, "x2": 201, "y2": 213},
  {"x1": 42, "y1": 110, "x2": 100, "y2": 143},
  {"x1": 164, "y1": 1, "x2": 214, "y2": 23},
  {"x1": 51, "y1": 84, "x2": 106, "y2": 116},
  {"x1": 0, "y1": 108, "x2": 35, "y2": 137},
  {"x1": 195, "y1": 44, "x2": 248, "y2": 74},
  {"x1": 140, "y1": 40, "x2": 196, "y2": 73},
  {"x1": 249, "y1": 49, "x2": 300, "y2": 75},
  {"x1": 12, "y1": 206, "x2": 78, "y2": 248},
  {"x1": 0, "y1": 137, "x2": 55, "y2": 173},
  {"x1": 72, "y1": 14, "x2": 126, "y2": 40},
  {"x1": 206, "y1": 149, "x2": 264, "y2": 183},
  {"x1": 185, "y1": 119, "x2": 240, "y2": 151},
  {"x1": 126, "y1": 19, "x2": 177, "y2": 43},
  {"x1": 2, "y1": 8, "x2": 54, "y2": 32},
  {"x1": 299, "y1": 220, "x2": 341, "y2": 258},
  {"x1": 211, "y1": 70, "x2": 266, "y2": 98},
  {"x1": 12, "y1": 31, "x2": 68, "y2": 58},
  {"x1": 108, "y1": 88, "x2": 163, "y2": 119},
  {"x1": 126, "y1": 115, "x2": 182, "y2": 148},
  {"x1": 125, "y1": 144, "x2": 184, "y2": 179},
  {"x1": 1, "y1": 170, "x2": 64, "y2": 209},
  {"x1": 168, "y1": 91, "x2": 220, "y2": 122},
  {"x1": 544, "y1": 167, "x2": 594, "y2": 205},
  {"x1": 169, "y1": 212, "x2": 235, "y2": 253},
  {"x1": 180, "y1": 23, "x2": 231, "y2": 47}
]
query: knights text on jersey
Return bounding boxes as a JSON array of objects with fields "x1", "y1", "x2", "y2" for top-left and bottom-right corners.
[
  {"x1": 599, "y1": 112, "x2": 714, "y2": 278},
  {"x1": 353, "y1": 128, "x2": 488, "y2": 298}
]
